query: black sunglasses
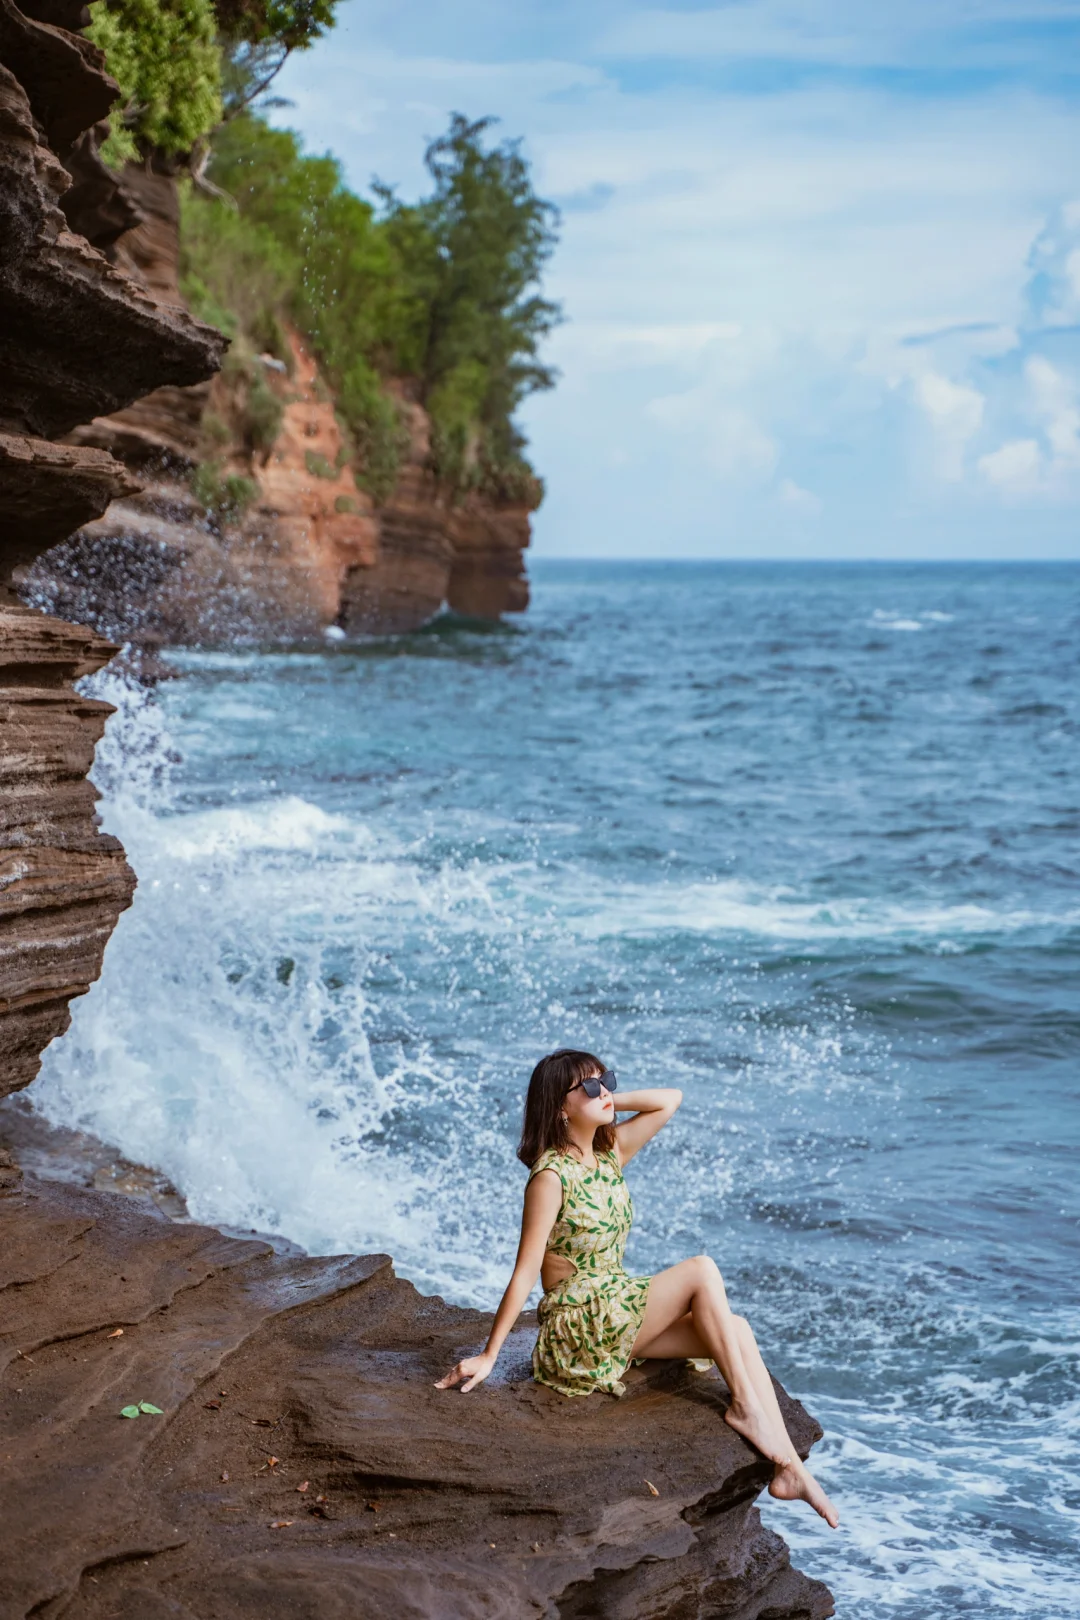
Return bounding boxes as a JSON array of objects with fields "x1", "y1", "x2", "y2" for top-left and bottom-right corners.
[{"x1": 567, "y1": 1068, "x2": 617, "y2": 1100}]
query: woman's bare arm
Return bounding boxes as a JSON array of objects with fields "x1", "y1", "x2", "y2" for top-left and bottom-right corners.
[
  {"x1": 613, "y1": 1087, "x2": 682, "y2": 1166},
  {"x1": 435, "y1": 1168, "x2": 562, "y2": 1392}
]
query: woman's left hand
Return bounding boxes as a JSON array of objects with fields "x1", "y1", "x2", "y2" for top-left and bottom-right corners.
[{"x1": 435, "y1": 1352, "x2": 495, "y2": 1392}]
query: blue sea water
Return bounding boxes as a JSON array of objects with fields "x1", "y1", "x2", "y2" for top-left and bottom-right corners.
[{"x1": 33, "y1": 561, "x2": 1080, "y2": 1617}]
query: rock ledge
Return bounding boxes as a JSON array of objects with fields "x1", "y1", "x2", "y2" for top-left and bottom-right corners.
[{"x1": 0, "y1": 1158, "x2": 834, "y2": 1620}]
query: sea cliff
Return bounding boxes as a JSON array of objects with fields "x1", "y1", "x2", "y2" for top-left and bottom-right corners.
[{"x1": 18, "y1": 150, "x2": 534, "y2": 645}]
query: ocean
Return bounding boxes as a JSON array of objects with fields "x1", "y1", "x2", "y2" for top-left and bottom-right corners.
[{"x1": 32, "y1": 560, "x2": 1080, "y2": 1617}]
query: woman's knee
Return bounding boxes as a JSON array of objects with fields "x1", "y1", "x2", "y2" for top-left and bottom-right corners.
[{"x1": 689, "y1": 1253, "x2": 724, "y2": 1289}]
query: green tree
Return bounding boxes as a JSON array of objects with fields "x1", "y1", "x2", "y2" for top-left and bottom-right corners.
[
  {"x1": 378, "y1": 114, "x2": 562, "y2": 496},
  {"x1": 87, "y1": 0, "x2": 340, "y2": 165},
  {"x1": 87, "y1": 0, "x2": 222, "y2": 164},
  {"x1": 184, "y1": 110, "x2": 559, "y2": 502}
]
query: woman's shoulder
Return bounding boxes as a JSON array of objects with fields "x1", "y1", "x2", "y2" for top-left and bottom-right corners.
[{"x1": 528, "y1": 1147, "x2": 576, "y2": 1185}]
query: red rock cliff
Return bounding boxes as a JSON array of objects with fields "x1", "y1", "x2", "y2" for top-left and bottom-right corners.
[{"x1": 22, "y1": 166, "x2": 534, "y2": 644}]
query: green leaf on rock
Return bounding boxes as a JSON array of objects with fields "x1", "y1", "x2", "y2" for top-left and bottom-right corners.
[
  {"x1": 120, "y1": 1405, "x2": 141, "y2": 1418},
  {"x1": 139, "y1": 1402, "x2": 164, "y2": 1414}
]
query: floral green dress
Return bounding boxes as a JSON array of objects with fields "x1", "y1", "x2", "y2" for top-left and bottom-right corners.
[{"x1": 529, "y1": 1146, "x2": 652, "y2": 1398}]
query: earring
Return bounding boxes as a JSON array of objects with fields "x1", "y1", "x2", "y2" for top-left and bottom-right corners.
[{"x1": 560, "y1": 1113, "x2": 568, "y2": 1124}]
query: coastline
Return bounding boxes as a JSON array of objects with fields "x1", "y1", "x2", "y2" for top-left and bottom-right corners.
[{"x1": 0, "y1": 1103, "x2": 834, "y2": 1620}]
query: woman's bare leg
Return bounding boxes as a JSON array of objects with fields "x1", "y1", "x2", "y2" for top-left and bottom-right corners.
[
  {"x1": 630, "y1": 1257, "x2": 792, "y2": 1466},
  {"x1": 731, "y1": 1316, "x2": 839, "y2": 1528},
  {"x1": 632, "y1": 1292, "x2": 840, "y2": 1528}
]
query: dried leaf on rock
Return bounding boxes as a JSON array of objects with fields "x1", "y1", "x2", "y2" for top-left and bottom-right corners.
[
  {"x1": 107, "y1": 1328, "x2": 124, "y2": 1339},
  {"x1": 644, "y1": 1479, "x2": 660, "y2": 1496},
  {"x1": 269, "y1": 1520, "x2": 294, "y2": 1529},
  {"x1": 296, "y1": 1481, "x2": 310, "y2": 1493}
]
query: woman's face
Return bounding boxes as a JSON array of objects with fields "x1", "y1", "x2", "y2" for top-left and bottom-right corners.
[{"x1": 562, "y1": 1067, "x2": 615, "y2": 1132}]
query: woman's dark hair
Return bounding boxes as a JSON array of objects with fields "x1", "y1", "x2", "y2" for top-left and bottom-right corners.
[{"x1": 517, "y1": 1048, "x2": 617, "y2": 1167}]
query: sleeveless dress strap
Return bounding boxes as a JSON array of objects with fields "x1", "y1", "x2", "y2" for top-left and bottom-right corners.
[{"x1": 527, "y1": 1148, "x2": 571, "y2": 1189}]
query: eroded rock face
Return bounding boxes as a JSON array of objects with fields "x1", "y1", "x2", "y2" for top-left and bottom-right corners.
[
  {"x1": 34, "y1": 340, "x2": 534, "y2": 642},
  {"x1": 0, "y1": 1160, "x2": 834, "y2": 1620},
  {"x1": 0, "y1": 606, "x2": 135, "y2": 1097},
  {"x1": 22, "y1": 160, "x2": 533, "y2": 640},
  {"x1": 0, "y1": 60, "x2": 224, "y2": 451},
  {"x1": 28, "y1": 332, "x2": 382, "y2": 645},
  {"x1": 0, "y1": 0, "x2": 224, "y2": 1101}
]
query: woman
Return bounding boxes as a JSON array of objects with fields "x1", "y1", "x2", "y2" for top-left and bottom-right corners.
[{"x1": 437, "y1": 1048, "x2": 838, "y2": 1528}]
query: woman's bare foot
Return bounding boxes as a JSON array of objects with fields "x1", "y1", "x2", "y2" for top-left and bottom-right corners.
[
  {"x1": 768, "y1": 1458, "x2": 840, "y2": 1528},
  {"x1": 723, "y1": 1398, "x2": 791, "y2": 1467}
]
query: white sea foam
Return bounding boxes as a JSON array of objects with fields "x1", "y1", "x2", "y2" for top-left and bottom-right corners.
[
  {"x1": 31, "y1": 671, "x2": 896, "y2": 1285},
  {"x1": 32, "y1": 671, "x2": 1075, "y2": 1281}
]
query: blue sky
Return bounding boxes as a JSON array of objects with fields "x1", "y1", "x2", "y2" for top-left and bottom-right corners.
[{"x1": 273, "y1": 1, "x2": 1080, "y2": 558}]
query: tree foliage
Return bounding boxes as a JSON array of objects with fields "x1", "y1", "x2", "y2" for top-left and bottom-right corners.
[
  {"x1": 87, "y1": 0, "x2": 339, "y2": 163},
  {"x1": 87, "y1": 0, "x2": 222, "y2": 163},
  {"x1": 381, "y1": 114, "x2": 561, "y2": 494},
  {"x1": 183, "y1": 111, "x2": 560, "y2": 501}
]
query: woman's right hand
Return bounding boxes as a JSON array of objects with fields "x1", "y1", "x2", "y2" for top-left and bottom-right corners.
[{"x1": 435, "y1": 1351, "x2": 495, "y2": 1392}]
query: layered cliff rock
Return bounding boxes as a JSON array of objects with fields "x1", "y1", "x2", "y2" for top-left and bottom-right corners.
[
  {"x1": 30, "y1": 328, "x2": 382, "y2": 645},
  {"x1": 0, "y1": 607, "x2": 135, "y2": 1097},
  {"x1": 0, "y1": 0, "x2": 225, "y2": 1096},
  {"x1": 21, "y1": 157, "x2": 535, "y2": 644},
  {"x1": 0, "y1": 1151, "x2": 835, "y2": 1620},
  {"x1": 340, "y1": 383, "x2": 532, "y2": 634}
]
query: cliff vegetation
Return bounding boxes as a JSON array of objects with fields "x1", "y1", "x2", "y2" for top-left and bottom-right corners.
[{"x1": 87, "y1": 0, "x2": 560, "y2": 508}]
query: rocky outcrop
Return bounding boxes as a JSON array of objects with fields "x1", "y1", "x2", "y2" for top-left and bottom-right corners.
[
  {"x1": 0, "y1": 0, "x2": 225, "y2": 1099},
  {"x1": 0, "y1": 1150, "x2": 835, "y2": 1620},
  {"x1": 27, "y1": 333, "x2": 533, "y2": 643},
  {"x1": 0, "y1": 61, "x2": 223, "y2": 453},
  {"x1": 18, "y1": 149, "x2": 533, "y2": 642},
  {"x1": 0, "y1": 607, "x2": 135, "y2": 1099},
  {"x1": 341, "y1": 386, "x2": 533, "y2": 632},
  {"x1": 30, "y1": 331, "x2": 381, "y2": 645}
]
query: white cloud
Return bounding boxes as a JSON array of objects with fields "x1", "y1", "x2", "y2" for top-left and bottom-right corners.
[
  {"x1": 1026, "y1": 356, "x2": 1080, "y2": 465},
  {"x1": 914, "y1": 372, "x2": 985, "y2": 480},
  {"x1": 778, "y1": 478, "x2": 823, "y2": 515},
  {"x1": 978, "y1": 438, "x2": 1042, "y2": 488}
]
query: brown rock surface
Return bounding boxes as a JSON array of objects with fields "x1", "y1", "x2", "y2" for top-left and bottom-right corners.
[
  {"x1": 0, "y1": 1154, "x2": 834, "y2": 1620},
  {"x1": 448, "y1": 497, "x2": 532, "y2": 620},
  {"x1": 0, "y1": 431, "x2": 138, "y2": 582},
  {"x1": 0, "y1": 605, "x2": 135, "y2": 1098},
  {"x1": 339, "y1": 392, "x2": 456, "y2": 633},
  {"x1": 0, "y1": 0, "x2": 225, "y2": 1102},
  {"x1": 29, "y1": 332, "x2": 381, "y2": 645},
  {"x1": 0, "y1": 53, "x2": 225, "y2": 445}
]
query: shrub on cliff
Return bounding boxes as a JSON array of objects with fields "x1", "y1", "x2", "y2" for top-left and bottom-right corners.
[
  {"x1": 87, "y1": 0, "x2": 340, "y2": 165},
  {"x1": 87, "y1": 0, "x2": 223, "y2": 165},
  {"x1": 181, "y1": 112, "x2": 559, "y2": 504}
]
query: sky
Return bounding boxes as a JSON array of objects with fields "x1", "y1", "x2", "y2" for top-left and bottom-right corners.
[{"x1": 272, "y1": 1, "x2": 1080, "y2": 559}]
